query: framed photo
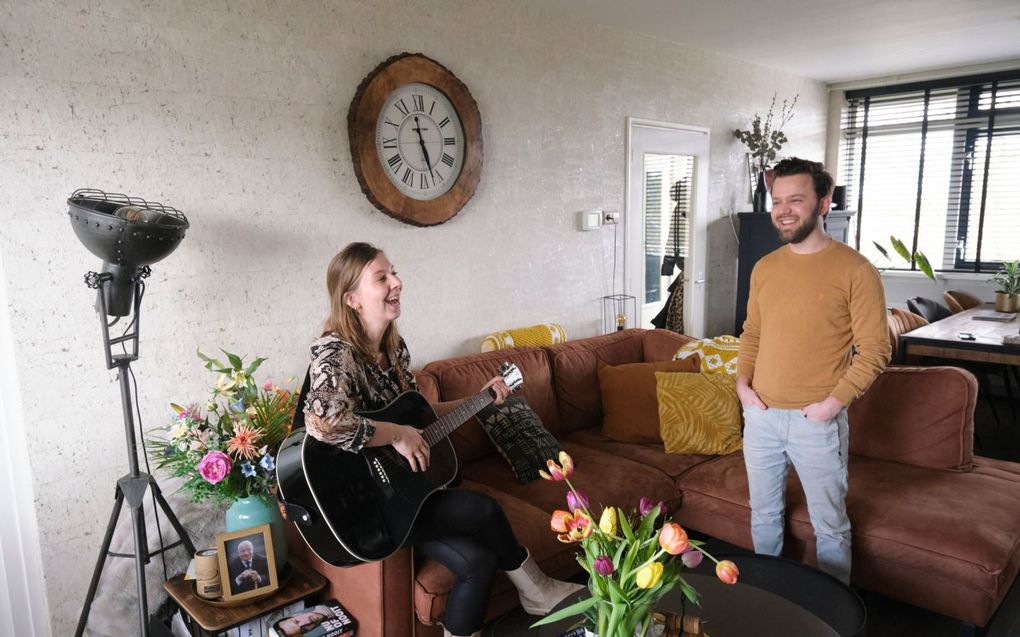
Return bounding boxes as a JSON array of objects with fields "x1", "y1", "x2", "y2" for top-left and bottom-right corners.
[{"x1": 216, "y1": 523, "x2": 279, "y2": 602}]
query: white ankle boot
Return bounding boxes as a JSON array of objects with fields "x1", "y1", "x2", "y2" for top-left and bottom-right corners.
[
  {"x1": 442, "y1": 627, "x2": 481, "y2": 637},
  {"x1": 505, "y1": 548, "x2": 585, "y2": 615}
]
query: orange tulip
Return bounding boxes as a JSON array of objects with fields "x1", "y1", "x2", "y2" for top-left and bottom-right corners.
[
  {"x1": 539, "y1": 451, "x2": 575, "y2": 481},
  {"x1": 716, "y1": 559, "x2": 739, "y2": 585},
  {"x1": 551, "y1": 509, "x2": 593, "y2": 543},
  {"x1": 550, "y1": 510, "x2": 572, "y2": 533},
  {"x1": 658, "y1": 522, "x2": 689, "y2": 555}
]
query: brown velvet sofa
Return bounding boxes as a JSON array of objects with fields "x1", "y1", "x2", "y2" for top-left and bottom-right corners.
[{"x1": 287, "y1": 328, "x2": 1020, "y2": 635}]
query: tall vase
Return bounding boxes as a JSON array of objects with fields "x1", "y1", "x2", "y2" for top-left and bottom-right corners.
[
  {"x1": 752, "y1": 170, "x2": 768, "y2": 213},
  {"x1": 225, "y1": 495, "x2": 288, "y2": 574},
  {"x1": 595, "y1": 599, "x2": 653, "y2": 636}
]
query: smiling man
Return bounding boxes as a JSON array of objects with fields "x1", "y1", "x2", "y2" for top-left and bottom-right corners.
[{"x1": 736, "y1": 157, "x2": 890, "y2": 584}]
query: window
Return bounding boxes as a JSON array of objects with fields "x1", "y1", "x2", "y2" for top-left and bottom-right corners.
[{"x1": 840, "y1": 70, "x2": 1020, "y2": 273}]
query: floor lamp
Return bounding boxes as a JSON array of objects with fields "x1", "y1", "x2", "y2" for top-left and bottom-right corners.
[{"x1": 68, "y1": 189, "x2": 196, "y2": 637}]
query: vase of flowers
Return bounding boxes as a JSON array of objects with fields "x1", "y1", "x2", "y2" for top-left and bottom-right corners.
[
  {"x1": 531, "y1": 452, "x2": 739, "y2": 636},
  {"x1": 734, "y1": 94, "x2": 798, "y2": 213},
  {"x1": 149, "y1": 350, "x2": 300, "y2": 572}
]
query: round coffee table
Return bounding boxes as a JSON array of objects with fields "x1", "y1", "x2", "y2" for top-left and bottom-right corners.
[{"x1": 529, "y1": 554, "x2": 862, "y2": 637}]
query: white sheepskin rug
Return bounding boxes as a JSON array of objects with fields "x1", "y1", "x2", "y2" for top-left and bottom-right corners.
[{"x1": 84, "y1": 475, "x2": 225, "y2": 637}]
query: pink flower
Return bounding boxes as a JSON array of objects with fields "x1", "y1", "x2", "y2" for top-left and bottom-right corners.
[
  {"x1": 639, "y1": 496, "x2": 664, "y2": 517},
  {"x1": 566, "y1": 490, "x2": 589, "y2": 512},
  {"x1": 681, "y1": 548, "x2": 704, "y2": 569},
  {"x1": 716, "y1": 559, "x2": 740, "y2": 585},
  {"x1": 594, "y1": 555, "x2": 615, "y2": 576},
  {"x1": 658, "y1": 522, "x2": 689, "y2": 555},
  {"x1": 263, "y1": 381, "x2": 274, "y2": 391},
  {"x1": 539, "y1": 451, "x2": 574, "y2": 481},
  {"x1": 197, "y1": 450, "x2": 232, "y2": 484}
]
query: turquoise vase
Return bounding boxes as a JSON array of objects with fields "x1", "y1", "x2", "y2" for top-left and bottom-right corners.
[{"x1": 225, "y1": 495, "x2": 288, "y2": 573}]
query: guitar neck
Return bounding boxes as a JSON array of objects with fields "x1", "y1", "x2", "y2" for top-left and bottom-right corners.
[{"x1": 422, "y1": 390, "x2": 495, "y2": 446}]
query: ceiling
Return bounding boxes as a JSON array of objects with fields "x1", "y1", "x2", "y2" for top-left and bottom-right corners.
[{"x1": 532, "y1": 0, "x2": 1020, "y2": 84}]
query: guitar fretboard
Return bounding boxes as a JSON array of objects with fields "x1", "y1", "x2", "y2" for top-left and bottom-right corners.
[{"x1": 422, "y1": 390, "x2": 494, "y2": 446}]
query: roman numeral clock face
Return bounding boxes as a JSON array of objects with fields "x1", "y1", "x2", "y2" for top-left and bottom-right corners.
[{"x1": 375, "y1": 83, "x2": 464, "y2": 200}]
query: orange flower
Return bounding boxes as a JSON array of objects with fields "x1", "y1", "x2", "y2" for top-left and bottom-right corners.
[
  {"x1": 550, "y1": 509, "x2": 593, "y2": 543},
  {"x1": 716, "y1": 559, "x2": 740, "y2": 585},
  {"x1": 226, "y1": 423, "x2": 263, "y2": 460},
  {"x1": 658, "y1": 522, "x2": 689, "y2": 555},
  {"x1": 539, "y1": 451, "x2": 575, "y2": 481}
]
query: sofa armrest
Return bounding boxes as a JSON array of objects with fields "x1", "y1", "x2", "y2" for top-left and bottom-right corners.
[
  {"x1": 286, "y1": 525, "x2": 415, "y2": 637},
  {"x1": 847, "y1": 366, "x2": 977, "y2": 471}
]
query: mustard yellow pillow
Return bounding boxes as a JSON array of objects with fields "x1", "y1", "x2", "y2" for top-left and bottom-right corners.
[
  {"x1": 655, "y1": 372, "x2": 743, "y2": 455},
  {"x1": 673, "y1": 335, "x2": 740, "y2": 375}
]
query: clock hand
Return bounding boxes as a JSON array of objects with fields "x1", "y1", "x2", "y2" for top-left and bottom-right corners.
[{"x1": 413, "y1": 116, "x2": 435, "y2": 178}]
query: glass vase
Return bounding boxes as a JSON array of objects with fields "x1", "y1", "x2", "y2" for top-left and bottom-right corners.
[
  {"x1": 225, "y1": 495, "x2": 288, "y2": 573},
  {"x1": 752, "y1": 170, "x2": 768, "y2": 213}
]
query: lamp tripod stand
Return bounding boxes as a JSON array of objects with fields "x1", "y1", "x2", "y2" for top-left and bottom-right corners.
[{"x1": 74, "y1": 271, "x2": 196, "y2": 637}]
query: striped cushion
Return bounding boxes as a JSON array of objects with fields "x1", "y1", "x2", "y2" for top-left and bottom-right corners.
[{"x1": 480, "y1": 323, "x2": 566, "y2": 352}]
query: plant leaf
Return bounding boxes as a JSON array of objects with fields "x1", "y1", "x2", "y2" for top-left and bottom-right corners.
[
  {"x1": 872, "y1": 241, "x2": 890, "y2": 260},
  {"x1": 890, "y1": 236, "x2": 911, "y2": 262},
  {"x1": 529, "y1": 595, "x2": 597, "y2": 627},
  {"x1": 914, "y1": 251, "x2": 936, "y2": 281}
]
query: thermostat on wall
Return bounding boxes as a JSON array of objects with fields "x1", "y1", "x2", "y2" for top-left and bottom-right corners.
[{"x1": 578, "y1": 209, "x2": 603, "y2": 231}]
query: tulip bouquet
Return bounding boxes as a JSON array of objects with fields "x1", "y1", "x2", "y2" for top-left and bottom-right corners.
[
  {"x1": 147, "y1": 350, "x2": 300, "y2": 503},
  {"x1": 533, "y1": 452, "x2": 739, "y2": 636}
]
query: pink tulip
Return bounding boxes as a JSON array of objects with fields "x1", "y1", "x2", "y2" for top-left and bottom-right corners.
[
  {"x1": 639, "y1": 496, "x2": 664, "y2": 517},
  {"x1": 566, "y1": 489, "x2": 589, "y2": 512},
  {"x1": 716, "y1": 560, "x2": 740, "y2": 585},
  {"x1": 550, "y1": 510, "x2": 572, "y2": 533},
  {"x1": 658, "y1": 522, "x2": 689, "y2": 555},
  {"x1": 681, "y1": 548, "x2": 704, "y2": 569},
  {"x1": 539, "y1": 451, "x2": 575, "y2": 481},
  {"x1": 551, "y1": 509, "x2": 593, "y2": 543},
  {"x1": 594, "y1": 555, "x2": 615, "y2": 576}
]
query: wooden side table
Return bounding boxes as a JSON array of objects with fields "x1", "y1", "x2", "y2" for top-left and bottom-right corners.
[{"x1": 164, "y1": 560, "x2": 327, "y2": 636}]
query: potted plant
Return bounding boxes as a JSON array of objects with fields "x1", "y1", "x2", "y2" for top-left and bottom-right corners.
[
  {"x1": 733, "y1": 94, "x2": 798, "y2": 213},
  {"x1": 991, "y1": 260, "x2": 1020, "y2": 312}
]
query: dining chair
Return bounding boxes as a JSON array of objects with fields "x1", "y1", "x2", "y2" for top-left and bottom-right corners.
[
  {"x1": 906, "y1": 297, "x2": 953, "y2": 323},
  {"x1": 888, "y1": 308, "x2": 928, "y2": 364},
  {"x1": 944, "y1": 290, "x2": 983, "y2": 314}
]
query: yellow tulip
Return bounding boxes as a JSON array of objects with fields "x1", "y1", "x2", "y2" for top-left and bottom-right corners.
[
  {"x1": 635, "y1": 562, "x2": 664, "y2": 589},
  {"x1": 598, "y1": 506, "x2": 618, "y2": 536}
]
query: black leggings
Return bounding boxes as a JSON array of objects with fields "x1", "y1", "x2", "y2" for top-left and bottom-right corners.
[{"x1": 408, "y1": 489, "x2": 527, "y2": 634}]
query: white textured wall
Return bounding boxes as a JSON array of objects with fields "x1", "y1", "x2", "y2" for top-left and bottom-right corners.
[{"x1": 0, "y1": 1, "x2": 825, "y2": 634}]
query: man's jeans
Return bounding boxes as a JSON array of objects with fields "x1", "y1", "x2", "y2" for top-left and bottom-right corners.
[{"x1": 742, "y1": 406, "x2": 852, "y2": 584}]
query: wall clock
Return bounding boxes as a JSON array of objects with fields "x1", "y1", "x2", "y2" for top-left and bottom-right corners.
[{"x1": 348, "y1": 53, "x2": 483, "y2": 226}]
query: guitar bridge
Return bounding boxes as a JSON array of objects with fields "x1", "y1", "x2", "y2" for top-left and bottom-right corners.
[{"x1": 369, "y1": 454, "x2": 395, "y2": 498}]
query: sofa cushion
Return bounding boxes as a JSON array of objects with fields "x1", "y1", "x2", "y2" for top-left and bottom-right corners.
[
  {"x1": 424, "y1": 347, "x2": 559, "y2": 463},
  {"x1": 656, "y1": 371, "x2": 743, "y2": 455},
  {"x1": 547, "y1": 330, "x2": 648, "y2": 434},
  {"x1": 413, "y1": 369, "x2": 440, "y2": 403},
  {"x1": 848, "y1": 366, "x2": 976, "y2": 471},
  {"x1": 598, "y1": 358, "x2": 700, "y2": 443},
  {"x1": 674, "y1": 452, "x2": 1020, "y2": 627},
  {"x1": 460, "y1": 439, "x2": 682, "y2": 519},
  {"x1": 477, "y1": 396, "x2": 562, "y2": 484},
  {"x1": 563, "y1": 427, "x2": 716, "y2": 484},
  {"x1": 642, "y1": 328, "x2": 695, "y2": 361},
  {"x1": 672, "y1": 335, "x2": 741, "y2": 375}
]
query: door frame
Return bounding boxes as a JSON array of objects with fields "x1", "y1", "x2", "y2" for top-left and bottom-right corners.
[{"x1": 625, "y1": 117, "x2": 711, "y2": 337}]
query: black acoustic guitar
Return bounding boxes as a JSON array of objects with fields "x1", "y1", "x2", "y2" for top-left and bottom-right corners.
[{"x1": 276, "y1": 362, "x2": 523, "y2": 566}]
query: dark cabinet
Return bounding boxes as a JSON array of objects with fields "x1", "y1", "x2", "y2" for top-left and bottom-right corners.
[{"x1": 734, "y1": 210, "x2": 856, "y2": 334}]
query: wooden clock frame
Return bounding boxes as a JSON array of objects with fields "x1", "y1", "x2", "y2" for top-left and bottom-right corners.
[{"x1": 347, "y1": 52, "x2": 483, "y2": 227}]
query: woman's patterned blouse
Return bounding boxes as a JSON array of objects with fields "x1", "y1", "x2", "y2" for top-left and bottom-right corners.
[{"x1": 302, "y1": 333, "x2": 416, "y2": 451}]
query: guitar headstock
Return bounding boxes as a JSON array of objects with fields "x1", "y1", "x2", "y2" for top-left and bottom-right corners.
[{"x1": 498, "y1": 362, "x2": 524, "y2": 394}]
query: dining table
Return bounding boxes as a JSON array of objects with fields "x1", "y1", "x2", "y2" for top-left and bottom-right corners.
[{"x1": 900, "y1": 304, "x2": 1020, "y2": 366}]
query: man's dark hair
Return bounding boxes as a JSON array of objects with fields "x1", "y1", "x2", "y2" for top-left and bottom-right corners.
[{"x1": 772, "y1": 157, "x2": 834, "y2": 201}]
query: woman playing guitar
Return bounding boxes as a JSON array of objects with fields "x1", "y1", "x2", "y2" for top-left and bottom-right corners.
[{"x1": 302, "y1": 242, "x2": 581, "y2": 637}]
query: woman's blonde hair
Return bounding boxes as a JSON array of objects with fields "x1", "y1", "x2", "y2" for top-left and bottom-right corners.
[{"x1": 322, "y1": 242, "x2": 401, "y2": 363}]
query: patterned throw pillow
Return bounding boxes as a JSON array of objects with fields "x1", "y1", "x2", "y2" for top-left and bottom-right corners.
[
  {"x1": 476, "y1": 396, "x2": 563, "y2": 484},
  {"x1": 655, "y1": 372, "x2": 743, "y2": 455},
  {"x1": 673, "y1": 335, "x2": 740, "y2": 375}
]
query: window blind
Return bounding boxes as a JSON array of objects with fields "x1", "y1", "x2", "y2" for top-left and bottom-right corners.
[{"x1": 840, "y1": 70, "x2": 1020, "y2": 273}]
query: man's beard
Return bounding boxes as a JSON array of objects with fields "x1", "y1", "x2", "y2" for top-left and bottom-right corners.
[{"x1": 774, "y1": 203, "x2": 824, "y2": 244}]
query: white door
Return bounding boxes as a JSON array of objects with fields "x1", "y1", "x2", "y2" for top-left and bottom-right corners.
[{"x1": 626, "y1": 118, "x2": 710, "y2": 337}]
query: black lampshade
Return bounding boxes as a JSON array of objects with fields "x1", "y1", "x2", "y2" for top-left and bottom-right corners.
[{"x1": 68, "y1": 189, "x2": 189, "y2": 315}]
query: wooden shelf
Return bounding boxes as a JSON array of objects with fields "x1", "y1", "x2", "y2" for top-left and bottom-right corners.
[{"x1": 164, "y1": 559, "x2": 327, "y2": 633}]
